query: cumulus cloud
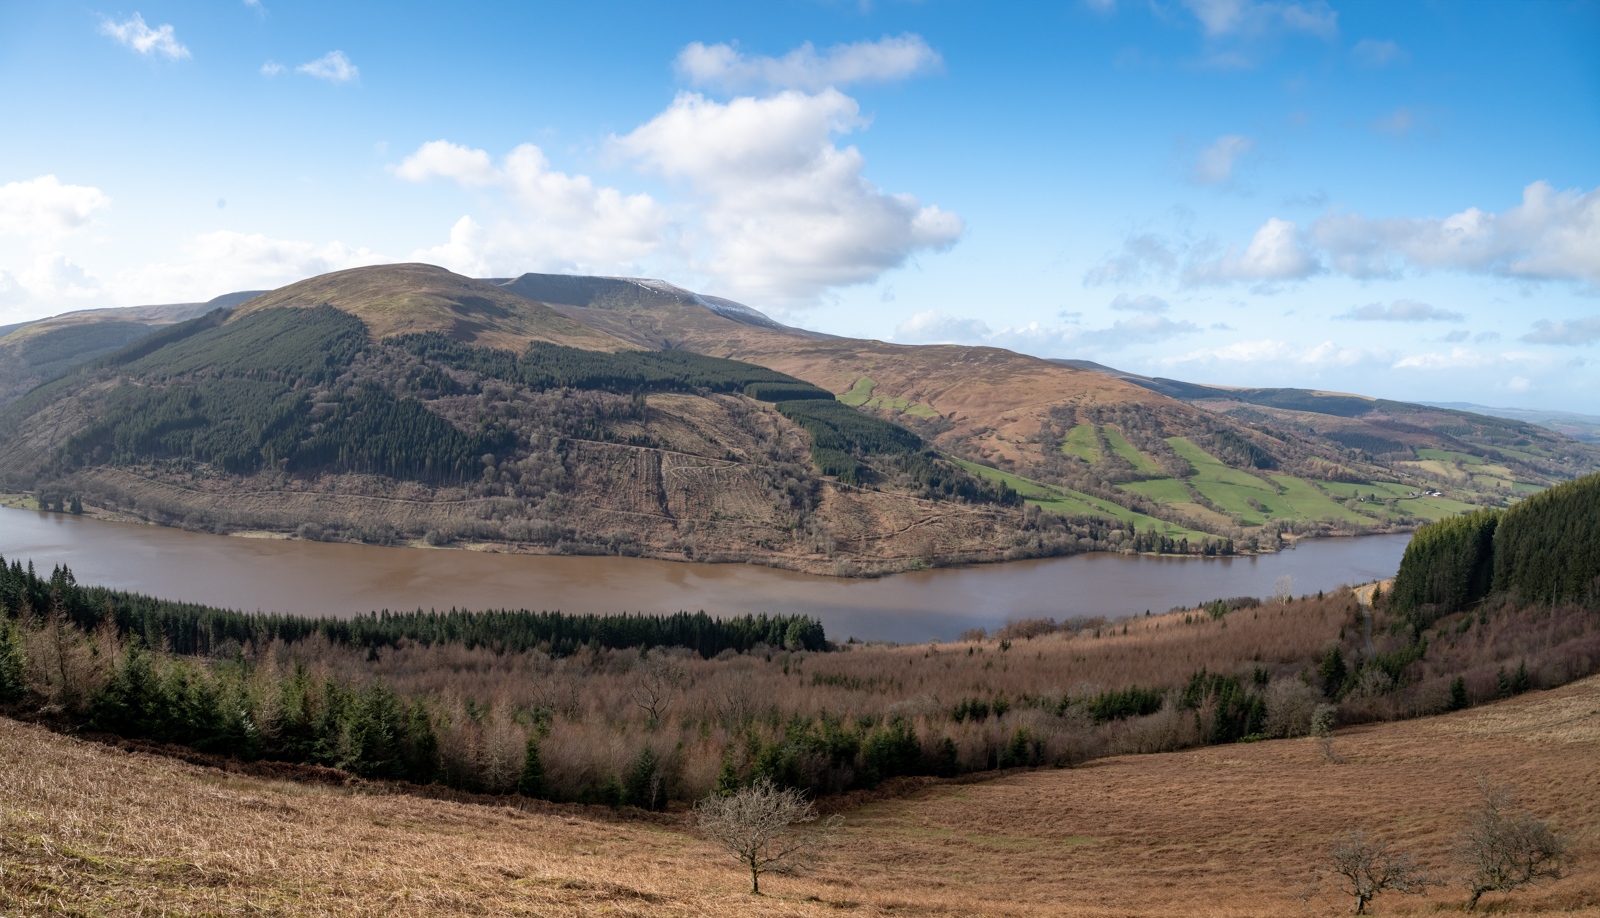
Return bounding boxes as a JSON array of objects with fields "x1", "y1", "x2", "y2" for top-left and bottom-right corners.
[
  {"x1": 1180, "y1": 0, "x2": 1338, "y2": 40},
  {"x1": 1440, "y1": 329, "x2": 1470, "y2": 343},
  {"x1": 112, "y1": 230, "x2": 388, "y2": 304},
  {"x1": 0, "y1": 176, "x2": 111, "y2": 240},
  {"x1": 612, "y1": 89, "x2": 962, "y2": 304},
  {"x1": 1311, "y1": 181, "x2": 1600, "y2": 284},
  {"x1": 1182, "y1": 217, "x2": 1320, "y2": 286},
  {"x1": 260, "y1": 60, "x2": 284, "y2": 76},
  {"x1": 16, "y1": 253, "x2": 104, "y2": 302},
  {"x1": 1083, "y1": 234, "x2": 1177, "y2": 286},
  {"x1": 1192, "y1": 134, "x2": 1254, "y2": 185},
  {"x1": 1521, "y1": 315, "x2": 1600, "y2": 346},
  {"x1": 1392, "y1": 348, "x2": 1505, "y2": 371},
  {"x1": 675, "y1": 35, "x2": 941, "y2": 92},
  {"x1": 1109, "y1": 293, "x2": 1171, "y2": 313},
  {"x1": 893, "y1": 310, "x2": 995, "y2": 345},
  {"x1": 1336, "y1": 299, "x2": 1463, "y2": 322},
  {"x1": 99, "y1": 13, "x2": 190, "y2": 61},
  {"x1": 397, "y1": 140, "x2": 671, "y2": 276},
  {"x1": 1351, "y1": 38, "x2": 1406, "y2": 67},
  {"x1": 297, "y1": 51, "x2": 358, "y2": 83}
]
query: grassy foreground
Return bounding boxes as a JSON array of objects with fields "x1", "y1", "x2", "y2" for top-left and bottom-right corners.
[{"x1": 3, "y1": 676, "x2": 1597, "y2": 917}]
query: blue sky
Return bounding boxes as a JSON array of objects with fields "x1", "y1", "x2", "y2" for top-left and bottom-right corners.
[{"x1": 2, "y1": 0, "x2": 1597, "y2": 410}]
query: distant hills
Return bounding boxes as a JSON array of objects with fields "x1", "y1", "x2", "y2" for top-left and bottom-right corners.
[{"x1": 2, "y1": 263, "x2": 1597, "y2": 574}]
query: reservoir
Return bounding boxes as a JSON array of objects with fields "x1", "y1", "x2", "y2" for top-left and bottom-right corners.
[{"x1": 0, "y1": 507, "x2": 1410, "y2": 643}]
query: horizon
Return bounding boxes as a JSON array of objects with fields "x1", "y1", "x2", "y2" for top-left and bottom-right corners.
[{"x1": 2, "y1": 1, "x2": 1597, "y2": 411}]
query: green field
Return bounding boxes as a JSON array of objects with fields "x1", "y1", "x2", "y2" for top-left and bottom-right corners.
[
  {"x1": 1268, "y1": 474, "x2": 1369, "y2": 523},
  {"x1": 1165, "y1": 437, "x2": 1294, "y2": 525},
  {"x1": 951, "y1": 458, "x2": 1206, "y2": 540},
  {"x1": 1120, "y1": 477, "x2": 1190, "y2": 504},
  {"x1": 1102, "y1": 426, "x2": 1165, "y2": 474},
  {"x1": 836, "y1": 376, "x2": 940, "y2": 418},
  {"x1": 1060, "y1": 425, "x2": 1102, "y2": 462},
  {"x1": 1414, "y1": 448, "x2": 1484, "y2": 465},
  {"x1": 838, "y1": 376, "x2": 876, "y2": 406},
  {"x1": 1396, "y1": 495, "x2": 1482, "y2": 520}
]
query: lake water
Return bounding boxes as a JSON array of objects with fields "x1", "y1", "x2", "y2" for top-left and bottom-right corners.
[{"x1": 0, "y1": 507, "x2": 1411, "y2": 643}]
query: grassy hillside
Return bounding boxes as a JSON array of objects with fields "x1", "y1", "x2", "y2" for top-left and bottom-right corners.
[
  {"x1": 4, "y1": 615, "x2": 1597, "y2": 916},
  {"x1": 236, "y1": 263, "x2": 634, "y2": 352}
]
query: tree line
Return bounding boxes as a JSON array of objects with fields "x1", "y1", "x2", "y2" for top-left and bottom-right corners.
[
  {"x1": 1390, "y1": 472, "x2": 1600, "y2": 631},
  {"x1": 0, "y1": 556, "x2": 825, "y2": 659},
  {"x1": 394, "y1": 333, "x2": 833, "y2": 401}
]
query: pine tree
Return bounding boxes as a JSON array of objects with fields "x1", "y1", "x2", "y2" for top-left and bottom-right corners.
[
  {"x1": 714, "y1": 748, "x2": 742, "y2": 796},
  {"x1": 517, "y1": 733, "x2": 547, "y2": 799},
  {"x1": 0, "y1": 615, "x2": 25, "y2": 705},
  {"x1": 1449, "y1": 676, "x2": 1470, "y2": 711},
  {"x1": 69, "y1": 495, "x2": 83, "y2": 515},
  {"x1": 626, "y1": 745, "x2": 662, "y2": 810},
  {"x1": 1320, "y1": 647, "x2": 1348, "y2": 700},
  {"x1": 1511, "y1": 660, "x2": 1532, "y2": 695}
]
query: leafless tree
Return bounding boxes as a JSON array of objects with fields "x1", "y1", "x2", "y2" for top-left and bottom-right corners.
[
  {"x1": 1455, "y1": 777, "x2": 1569, "y2": 910},
  {"x1": 1321, "y1": 829, "x2": 1436, "y2": 914},
  {"x1": 631, "y1": 650, "x2": 686, "y2": 727},
  {"x1": 695, "y1": 778, "x2": 842, "y2": 894}
]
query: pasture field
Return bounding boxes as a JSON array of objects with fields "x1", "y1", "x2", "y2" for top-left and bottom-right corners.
[
  {"x1": 4, "y1": 676, "x2": 1595, "y2": 917},
  {"x1": 1102, "y1": 426, "x2": 1165, "y2": 474},
  {"x1": 835, "y1": 375, "x2": 938, "y2": 417},
  {"x1": 1120, "y1": 477, "x2": 1191, "y2": 505},
  {"x1": 1267, "y1": 474, "x2": 1369, "y2": 524},
  {"x1": 1060, "y1": 424, "x2": 1102, "y2": 462},
  {"x1": 952, "y1": 458, "x2": 1207, "y2": 539}
]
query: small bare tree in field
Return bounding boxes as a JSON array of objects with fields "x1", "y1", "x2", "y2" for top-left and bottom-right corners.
[
  {"x1": 696, "y1": 779, "x2": 841, "y2": 894},
  {"x1": 1456, "y1": 778, "x2": 1569, "y2": 910},
  {"x1": 1311, "y1": 703, "x2": 1342, "y2": 763},
  {"x1": 1321, "y1": 829, "x2": 1435, "y2": 914}
]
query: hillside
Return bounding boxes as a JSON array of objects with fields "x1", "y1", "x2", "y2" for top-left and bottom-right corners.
[
  {"x1": 5, "y1": 263, "x2": 1599, "y2": 567},
  {"x1": 3, "y1": 660, "x2": 1595, "y2": 916},
  {"x1": 0, "y1": 266, "x2": 1045, "y2": 575},
  {"x1": 0, "y1": 291, "x2": 264, "y2": 408}
]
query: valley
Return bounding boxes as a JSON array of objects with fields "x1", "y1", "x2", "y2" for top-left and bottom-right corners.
[{"x1": 2, "y1": 264, "x2": 1594, "y2": 578}]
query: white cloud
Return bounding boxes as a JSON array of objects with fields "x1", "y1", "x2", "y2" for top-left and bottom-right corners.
[
  {"x1": 1109, "y1": 293, "x2": 1171, "y2": 313},
  {"x1": 1083, "y1": 234, "x2": 1177, "y2": 286},
  {"x1": 1311, "y1": 181, "x2": 1600, "y2": 284},
  {"x1": 1192, "y1": 134, "x2": 1255, "y2": 185},
  {"x1": 1392, "y1": 348, "x2": 1503, "y2": 371},
  {"x1": 99, "y1": 13, "x2": 190, "y2": 61},
  {"x1": 612, "y1": 89, "x2": 962, "y2": 304},
  {"x1": 297, "y1": 51, "x2": 358, "y2": 83},
  {"x1": 893, "y1": 310, "x2": 1197, "y2": 354},
  {"x1": 1180, "y1": 0, "x2": 1338, "y2": 40},
  {"x1": 17, "y1": 252, "x2": 104, "y2": 302},
  {"x1": 1164, "y1": 338, "x2": 1386, "y2": 368},
  {"x1": 1351, "y1": 38, "x2": 1406, "y2": 68},
  {"x1": 1440, "y1": 329, "x2": 1470, "y2": 343},
  {"x1": 0, "y1": 175, "x2": 111, "y2": 241},
  {"x1": 1182, "y1": 217, "x2": 1320, "y2": 286},
  {"x1": 1507, "y1": 376, "x2": 1532, "y2": 392},
  {"x1": 260, "y1": 60, "x2": 284, "y2": 76},
  {"x1": 1336, "y1": 299, "x2": 1463, "y2": 322},
  {"x1": 1521, "y1": 315, "x2": 1600, "y2": 346},
  {"x1": 112, "y1": 230, "x2": 388, "y2": 304},
  {"x1": 675, "y1": 34, "x2": 941, "y2": 92},
  {"x1": 397, "y1": 141, "x2": 670, "y2": 275}
]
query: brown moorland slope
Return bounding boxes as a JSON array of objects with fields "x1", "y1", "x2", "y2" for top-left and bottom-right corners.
[
  {"x1": 3, "y1": 675, "x2": 1595, "y2": 917},
  {"x1": 495, "y1": 272, "x2": 1223, "y2": 469},
  {"x1": 237, "y1": 263, "x2": 635, "y2": 352}
]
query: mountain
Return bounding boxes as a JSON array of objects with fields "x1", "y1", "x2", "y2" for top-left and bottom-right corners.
[
  {"x1": 0, "y1": 291, "x2": 269, "y2": 408},
  {"x1": 5, "y1": 263, "x2": 1598, "y2": 574},
  {"x1": 1422, "y1": 401, "x2": 1600, "y2": 445},
  {"x1": 0, "y1": 265, "x2": 1058, "y2": 576}
]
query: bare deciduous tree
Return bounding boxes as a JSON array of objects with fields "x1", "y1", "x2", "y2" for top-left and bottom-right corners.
[
  {"x1": 631, "y1": 651, "x2": 686, "y2": 727},
  {"x1": 696, "y1": 778, "x2": 841, "y2": 894},
  {"x1": 1321, "y1": 829, "x2": 1435, "y2": 914},
  {"x1": 1311, "y1": 703, "x2": 1342, "y2": 763},
  {"x1": 1456, "y1": 778, "x2": 1569, "y2": 910}
]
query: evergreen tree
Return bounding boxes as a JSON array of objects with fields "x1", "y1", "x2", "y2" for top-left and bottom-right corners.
[
  {"x1": 0, "y1": 614, "x2": 25, "y2": 705},
  {"x1": 1319, "y1": 647, "x2": 1348, "y2": 700},
  {"x1": 517, "y1": 734, "x2": 547, "y2": 799},
  {"x1": 714, "y1": 748, "x2": 742, "y2": 796},
  {"x1": 625, "y1": 745, "x2": 662, "y2": 810},
  {"x1": 1448, "y1": 676, "x2": 1470, "y2": 711},
  {"x1": 1511, "y1": 660, "x2": 1533, "y2": 695}
]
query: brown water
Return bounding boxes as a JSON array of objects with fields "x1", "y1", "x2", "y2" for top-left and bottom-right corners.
[{"x1": 0, "y1": 507, "x2": 1411, "y2": 643}]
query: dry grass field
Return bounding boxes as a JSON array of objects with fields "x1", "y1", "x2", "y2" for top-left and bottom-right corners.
[{"x1": 4, "y1": 674, "x2": 1596, "y2": 917}]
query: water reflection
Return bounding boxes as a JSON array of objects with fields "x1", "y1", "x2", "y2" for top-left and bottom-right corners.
[{"x1": 0, "y1": 507, "x2": 1410, "y2": 643}]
